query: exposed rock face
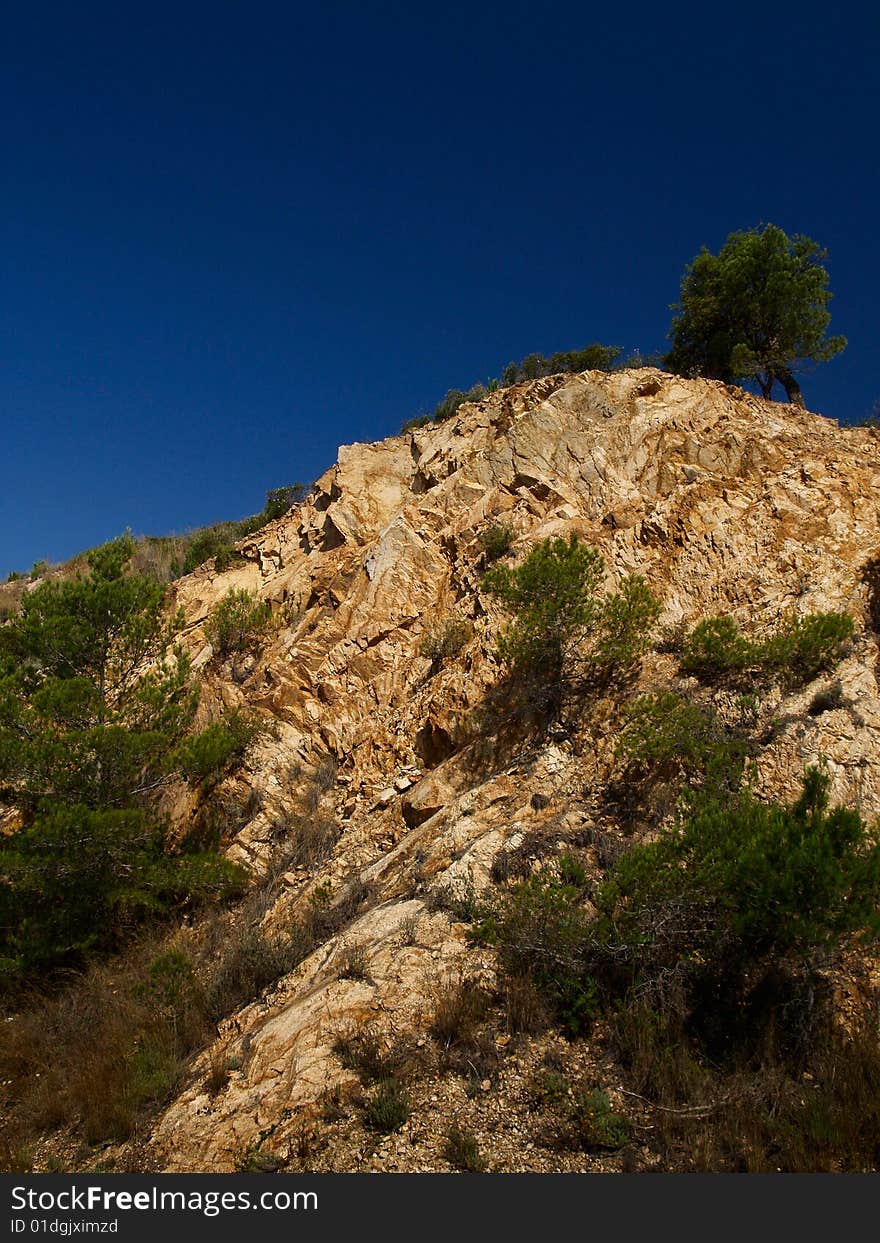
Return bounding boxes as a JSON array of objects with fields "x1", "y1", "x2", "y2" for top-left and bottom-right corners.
[{"x1": 149, "y1": 370, "x2": 880, "y2": 1171}]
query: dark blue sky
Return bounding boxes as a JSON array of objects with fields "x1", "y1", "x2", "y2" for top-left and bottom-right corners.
[{"x1": 2, "y1": 1, "x2": 878, "y2": 573}]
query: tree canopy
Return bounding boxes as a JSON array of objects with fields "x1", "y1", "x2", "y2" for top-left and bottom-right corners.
[
  {"x1": 0, "y1": 537, "x2": 242, "y2": 980},
  {"x1": 665, "y1": 223, "x2": 846, "y2": 405}
]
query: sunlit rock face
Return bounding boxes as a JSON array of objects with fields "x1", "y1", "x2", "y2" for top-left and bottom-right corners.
[{"x1": 149, "y1": 370, "x2": 880, "y2": 1170}]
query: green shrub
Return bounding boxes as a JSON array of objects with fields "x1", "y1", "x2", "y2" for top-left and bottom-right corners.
[
  {"x1": 618, "y1": 692, "x2": 751, "y2": 792},
  {"x1": 594, "y1": 767, "x2": 880, "y2": 1010},
  {"x1": 401, "y1": 414, "x2": 432, "y2": 433},
  {"x1": 680, "y1": 616, "x2": 755, "y2": 680},
  {"x1": 762, "y1": 612, "x2": 855, "y2": 684},
  {"x1": 364, "y1": 1079, "x2": 411, "y2": 1132},
  {"x1": 0, "y1": 806, "x2": 243, "y2": 979},
  {"x1": 483, "y1": 536, "x2": 660, "y2": 714},
  {"x1": 473, "y1": 872, "x2": 597, "y2": 1036},
  {"x1": 479, "y1": 522, "x2": 515, "y2": 563},
  {"x1": 235, "y1": 1146, "x2": 283, "y2": 1173},
  {"x1": 680, "y1": 611, "x2": 854, "y2": 686},
  {"x1": 181, "y1": 527, "x2": 241, "y2": 575},
  {"x1": 174, "y1": 708, "x2": 262, "y2": 783},
  {"x1": 501, "y1": 344, "x2": 622, "y2": 387},
  {"x1": 179, "y1": 496, "x2": 304, "y2": 576},
  {"x1": 593, "y1": 573, "x2": 662, "y2": 675},
  {"x1": 205, "y1": 589, "x2": 273, "y2": 657},
  {"x1": 444, "y1": 1123, "x2": 486, "y2": 1171},
  {"x1": 483, "y1": 534, "x2": 605, "y2": 703},
  {"x1": 565, "y1": 1088, "x2": 630, "y2": 1151},
  {"x1": 557, "y1": 852, "x2": 588, "y2": 888},
  {"x1": 419, "y1": 619, "x2": 470, "y2": 666},
  {"x1": 263, "y1": 484, "x2": 307, "y2": 522},
  {"x1": 433, "y1": 383, "x2": 487, "y2": 422},
  {"x1": 0, "y1": 536, "x2": 241, "y2": 980}
]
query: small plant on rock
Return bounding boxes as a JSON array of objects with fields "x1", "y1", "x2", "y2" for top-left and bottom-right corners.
[
  {"x1": 479, "y1": 522, "x2": 515, "y2": 563},
  {"x1": 205, "y1": 589, "x2": 273, "y2": 658},
  {"x1": 420, "y1": 619, "x2": 470, "y2": 667},
  {"x1": 364, "y1": 1079, "x2": 411, "y2": 1133},
  {"x1": 444, "y1": 1122, "x2": 487, "y2": 1171}
]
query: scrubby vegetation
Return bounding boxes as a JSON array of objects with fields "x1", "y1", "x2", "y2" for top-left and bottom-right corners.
[
  {"x1": 444, "y1": 1122, "x2": 486, "y2": 1171},
  {"x1": 617, "y1": 691, "x2": 753, "y2": 796},
  {"x1": 478, "y1": 521, "x2": 515, "y2": 563},
  {"x1": 419, "y1": 619, "x2": 470, "y2": 668},
  {"x1": 205, "y1": 588, "x2": 274, "y2": 657},
  {"x1": 0, "y1": 536, "x2": 245, "y2": 983},
  {"x1": 1, "y1": 484, "x2": 311, "y2": 599},
  {"x1": 679, "y1": 610, "x2": 854, "y2": 685},
  {"x1": 499, "y1": 344, "x2": 622, "y2": 386},
  {"x1": 482, "y1": 534, "x2": 660, "y2": 717},
  {"x1": 177, "y1": 483, "x2": 308, "y2": 575},
  {"x1": 364, "y1": 1080, "x2": 412, "y2": 1133},
  {"x1": 401, "y1": 342, "x2": 630, "y2": 432},
  {"x1": 476, "y1": 760, "x2": 880, "y2": 1170},
  {"x1": 174, "y1": 707, "x2": 263, "y2": 784}
]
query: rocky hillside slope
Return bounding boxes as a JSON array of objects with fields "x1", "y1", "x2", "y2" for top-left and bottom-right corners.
[{"x1": 144, "y1": 368, "x2": 880, "y2": 1171}]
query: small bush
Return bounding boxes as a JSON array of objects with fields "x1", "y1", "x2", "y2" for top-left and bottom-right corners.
[
  {"x1": 181, "y1": 527, "x2": 242, "y2": 575},
  {"x1": 483, "y1": 537, "x2": 661, "y2": 716},
  {"x1": 205, "y1": 1052, "x2": 231, "y2": 1095},
  {"x1": 557, "y1": 852, "x2": 589, "y2": 889},
  {"x1": 428, "y1": 878, "x2": 480, "y2": 922},
  {"x1": 473, "y1": 872, "x2": 597, "y2": 1036},
  {"x1": 428, "y1": 976, "x2": 499, "y2": 1085},
  {"x1": 235, "y1": 1146, "x2": 283, "y2": 1173},
  {"x1": 680, "y1": 616, "x2": 755, "y2": 680},
  {"x1": 175, "y1": 708, "x2": 262, "y2": 783},
  {"x1": 483, "y1": 534, "x2": 605, "y2": 713},
  {"x1": 444, "y1": 1122, "x2": 486, "y2": 1172},
  {"x1": 205, "y1": 589, "x2": 273, "y2": 657},
  {"x1": 680, "y1": 611, "x2": 854, "y2": 686},
  {"x1": 593, "y1": 767, "x2": 880, "y2": 1022},
  {"x1": 419, "y1": 619, "x2": 470, "y2": 667},
  {"x1": 564, "y1": 1088, "x2": 630, "y2": 1152},
  {"x1": 333, "y1": 1025, "x2": 417, "y2": 1085},
  {"x1": 336, "y1": 942, "x2": 371, "y2": 981},
  {"x1": 364, "y1": 1079, "x2": 411, "y2": 1133},
  {"x1": 401, "y1": 414, "x2": 432, "y2": 433},
  {"x1": 500, "y1": 344, "x2": 622, "y2": 387},
  {"x1": 204, "y1": 923, "x2": 308, "y2": 1020},
  {"x1": 592, "y1": 574, "x2": 662, "y2": 677},
  {"x1": 502, "y1": 973, "x2": 549, "y2": 1035},
  {"x1": 281, "y1": 815, "x2": 340, "y2": 868},
  {"x1": 433, "y1": 383, "x2": 487, "y2": 423},
  {"x1": 479, "y1": 522, "x2": 515, "y2": 563},
  {"x1": 263, "y1": 484, "x2": 307, "y2": 522},
  {"x1": 430, "y1": 977, "x2": 490, "y2": 1053},
  {"x1": 617, "y1": 692, "x2": 751, "y2": 793},
  {"x1": 763, "y1": 611, "x2": 855, "y2": 684}
]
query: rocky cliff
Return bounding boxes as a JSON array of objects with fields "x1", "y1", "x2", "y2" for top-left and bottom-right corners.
[{"x1": 145, "y1": 369, "x2": 880, "y2": 1171}]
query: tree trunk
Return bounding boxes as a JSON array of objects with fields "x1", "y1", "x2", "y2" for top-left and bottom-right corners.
[{"x1": 778, "y1": 367, "x2": 805, "y2": 407}]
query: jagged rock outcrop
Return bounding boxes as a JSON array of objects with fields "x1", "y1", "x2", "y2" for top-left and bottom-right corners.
[{"x1": 146, "y1": 369, "x2": 880, "y2": 1171}]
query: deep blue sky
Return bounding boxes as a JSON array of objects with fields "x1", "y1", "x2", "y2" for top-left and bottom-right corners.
[{"x1": 2, "y1": 1, "x2": 878, "y2": 573}]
